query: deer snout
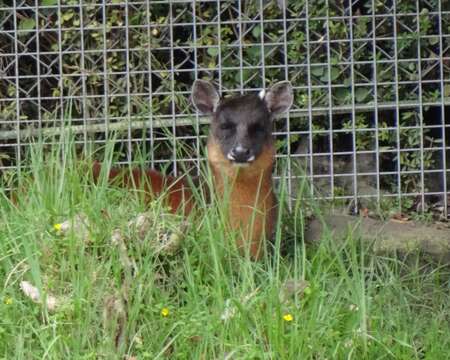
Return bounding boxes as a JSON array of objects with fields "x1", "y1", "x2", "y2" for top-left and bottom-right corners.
[{"x1": 227, "y1": 145, "x2": 255, "y2": 164}]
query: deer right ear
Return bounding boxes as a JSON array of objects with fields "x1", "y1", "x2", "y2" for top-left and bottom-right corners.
[
  {"x1": 191, "y1": 80, "x2": 220, "y2": 115},
  {"x1": 261, "y1": 81, "x2": 293, "y2": 115}
]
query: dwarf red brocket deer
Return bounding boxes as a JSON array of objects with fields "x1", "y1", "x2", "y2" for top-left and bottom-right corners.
[
  {"x1": 93, "y1": 80, "x2": 293, "y2": 259},
  {"x1": 192, "y1": 80, "x2": 293, "y2": 259}
]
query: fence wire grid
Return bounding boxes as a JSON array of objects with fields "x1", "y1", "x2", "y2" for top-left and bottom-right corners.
[{"x1": 0, "y1": 0, "x2": 449, "y2": 218}]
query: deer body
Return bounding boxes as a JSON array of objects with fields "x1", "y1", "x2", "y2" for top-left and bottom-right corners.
[
  {"x1": 92, "y1": 161, "x2": 194, "y2": 216},
  {"x1": 207, "y1": 139, "x2": 277, "y2": 258}
]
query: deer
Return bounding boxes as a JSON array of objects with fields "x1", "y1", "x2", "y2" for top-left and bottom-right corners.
[{"x1": 93, "y1": 80, "x2": 293, "y2": 259}]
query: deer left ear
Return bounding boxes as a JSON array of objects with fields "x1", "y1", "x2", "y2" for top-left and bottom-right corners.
[
  {"x1": 260, "y1": 81, "x2": 293, "y2": 115},
  {"x1": 191, "y1": 79, "x2": 220, "y2": 115}
]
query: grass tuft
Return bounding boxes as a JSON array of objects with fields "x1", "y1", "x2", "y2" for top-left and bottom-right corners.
[{"x1": 0, "y1": 137, "x2": 449, "y2": 359}]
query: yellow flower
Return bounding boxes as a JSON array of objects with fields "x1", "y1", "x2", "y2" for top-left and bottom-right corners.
[
  {"x1": 283, "y1": 313, "x2": 293, "y2": 322},
  {"x1": 53, "y1": 223, "x2": 62, "y2": 232},
  {"x1": 161, "y1": 307, "x2": 170, "y2": 317},
  {"x1": 4, "y1": 297, "x2": 13, "y2": 305}
]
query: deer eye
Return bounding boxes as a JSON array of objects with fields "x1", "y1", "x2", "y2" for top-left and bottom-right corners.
[
  {"x1": 219, "y1": 122, "x2": 235, "y2": 131},
  {"x1": 249, "y1": 124, "x2": 265, "y2": 134}
]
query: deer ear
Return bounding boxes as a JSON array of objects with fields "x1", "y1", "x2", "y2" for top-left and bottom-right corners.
[
  {"x1": 261, "y1": 81, "x2": 293, "y2": 115},
  {"x1": 191, "y1": 80, "x2": 220, "y2": 115}
]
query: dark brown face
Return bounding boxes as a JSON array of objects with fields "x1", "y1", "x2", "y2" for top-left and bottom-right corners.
[
  {"x1": 192, "y1": 80, "x2": 293, "y2": 166},
  {"x1": 211, "y1": 95, "x2": 272, "y2": 164}
]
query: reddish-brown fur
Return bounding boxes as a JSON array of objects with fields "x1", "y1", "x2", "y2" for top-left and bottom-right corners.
[
  {"x1": 92, "y1": 161, "x2": 194, "y2": 216},
  {"x1": 207, "y1": 139, "x2": 276, "y2": 259},
  {"x1": 91, "y1": 140, "x2": 276, "y2": 260}
]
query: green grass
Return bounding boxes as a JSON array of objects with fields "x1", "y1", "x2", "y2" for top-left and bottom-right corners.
[{"x1": 1, "y1": 138, "x2": 450, "y2": 359}]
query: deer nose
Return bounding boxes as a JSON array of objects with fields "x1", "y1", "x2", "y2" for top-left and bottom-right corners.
[{"x1": 229, "y1": 145, "x2": 252, "y2": 163}]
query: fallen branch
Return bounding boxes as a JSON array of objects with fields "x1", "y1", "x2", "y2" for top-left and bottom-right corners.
[{"x1": 305, "y1": 214, "x2": 450, "y2": 263}]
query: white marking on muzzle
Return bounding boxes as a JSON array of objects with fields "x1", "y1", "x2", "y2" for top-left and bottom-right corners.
[
  {"x1": 227, "y1": 152, "x2": 255, "y2": 165},
  {"x1": 227, "y1": 153, "x2": 235, "y2": 161}
]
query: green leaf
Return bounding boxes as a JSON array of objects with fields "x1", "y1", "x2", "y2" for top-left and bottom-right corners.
[
  {"x1": 62, "y1": 11, "x2": 74, "y2": 22},
  {"x1": 330, "y1": 67, "x2": 340, "y2": 81},
  {"x1": 355, "y1": 87, "x2": 370, "y2": 102},
  {"x1": 246, "y1": 47, "x2": 261, "y2": 58},
  {"x1": 311, "y1": 66, "x2": 324, "y2": 77},
  {"x1": 334, "y1": 88, "x2": 349, "y2": 102},
  {"x1": 401, "y1": 111, "x2": 415, "y2": 120},
  {"x1": 251, "y1": 25, "x2": 261, "y2": 39},
  {"x1": 444, "y1": 84, "x2": 450, "y2": 98},
  {"x1": 42, "y1": 0, "x2": 57, "y2": 5},
  {"x1": 19, "y1": 18, "x2": 36, "y2": 31},
  {"x1": 429, "y1": 36, "x2": 439, "y2": 45},
  {"x1": 207, "y1": 47, "x2": 219, "y2": 57}
]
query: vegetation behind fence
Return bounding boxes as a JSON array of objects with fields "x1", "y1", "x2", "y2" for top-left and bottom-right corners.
[{"x1": 0, "y1": 0, "x2": 448, "y2": 216}]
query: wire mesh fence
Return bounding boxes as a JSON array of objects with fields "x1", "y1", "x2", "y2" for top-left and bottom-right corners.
[{"x1": 0, "y1": 0, "x2": 449, "y2": 217}]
